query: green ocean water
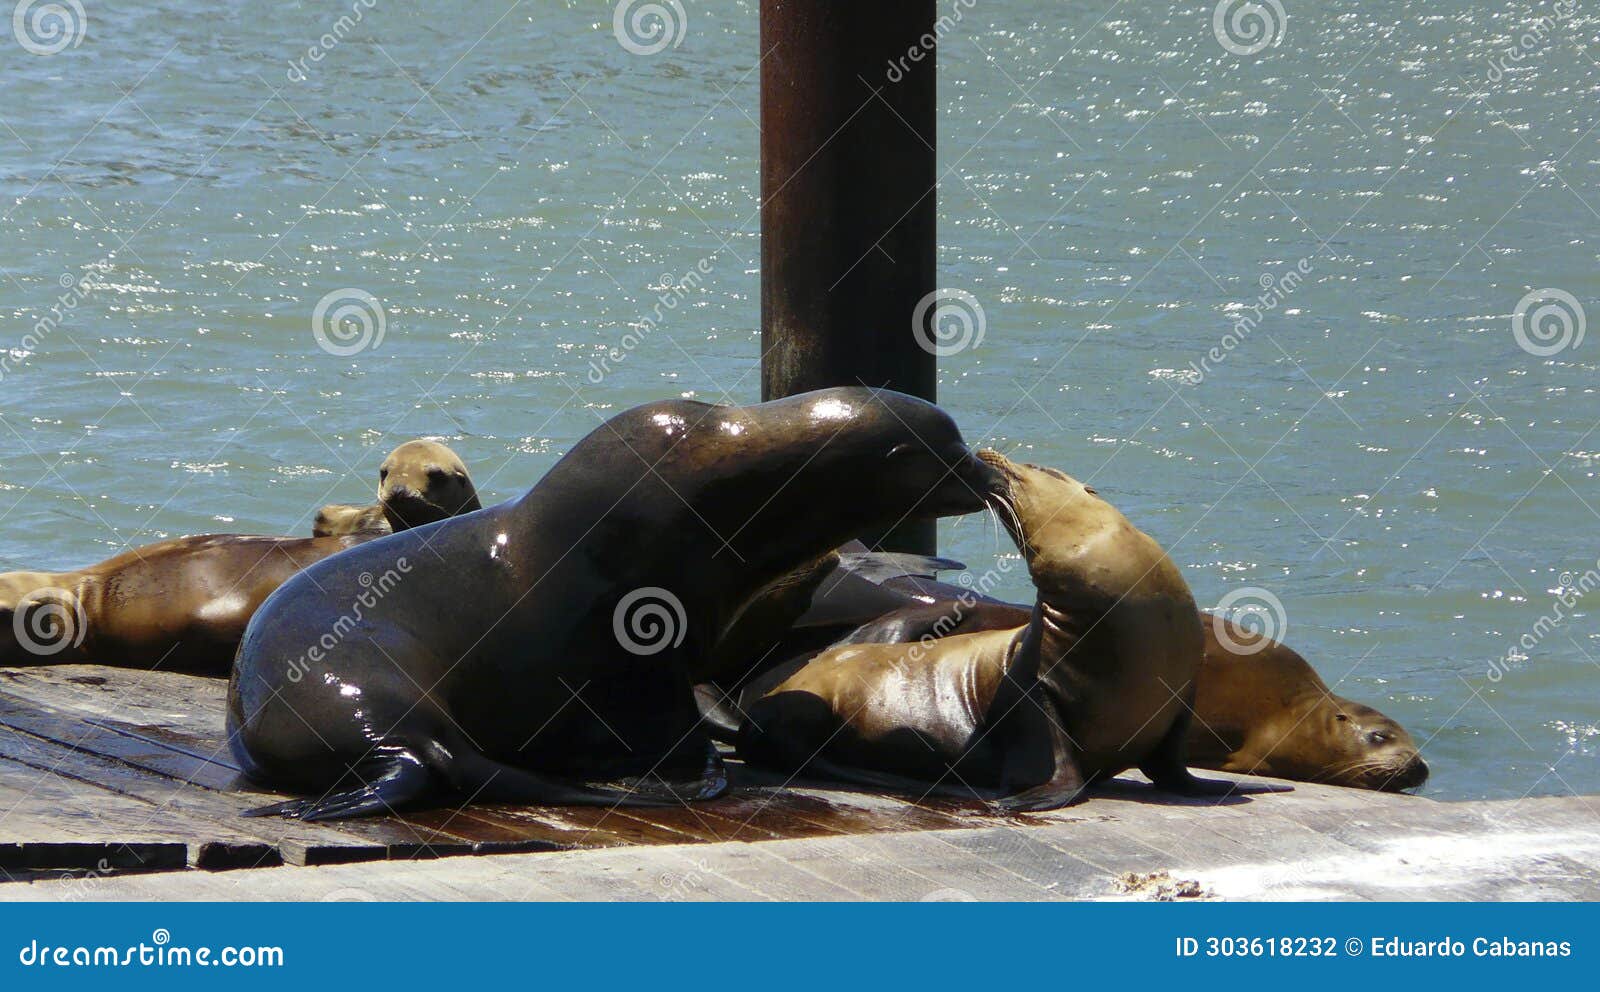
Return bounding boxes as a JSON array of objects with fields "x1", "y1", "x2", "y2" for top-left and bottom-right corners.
[{"x1": 2, "y1": 1, "x2": 1598, "y2": 801}]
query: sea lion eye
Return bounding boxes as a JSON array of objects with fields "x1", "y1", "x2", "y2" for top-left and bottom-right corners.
[
  {"x1": 1366, "y1": 731, "x2": 1389, "y2": 745},
  {"x1": 1335, "y1": 714, "x2": 1350, "y2": 722},
  {"x1": 427, "y1": 467, "x2": 447, "y2": 481},
  {"x1": 379, "y1": 468, "x2": 389, "y2": 481}
]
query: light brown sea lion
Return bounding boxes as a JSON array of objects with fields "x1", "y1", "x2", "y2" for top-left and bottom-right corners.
[
  {"x1": 0, "y1": 441, "x2": 479, "y2": 675},
  {"x1": 723, "y1": 564, "x2": 1428, "y2": 792},
  {"x1": 1187, "y1": 617, "x2": 1428, "y2": 791},
  {"x1": 228, "y1": 387, "x2": 1002, "y2": 820},
  {"x1": 731, "y1": 450, "x2": 1234, "y2": 811},
  {"x1": 312, "y1": 439, "x2": 482, "y2": 537},
  {"x1": 311, "y1": 503, "x2": 388, "y2": 538}
]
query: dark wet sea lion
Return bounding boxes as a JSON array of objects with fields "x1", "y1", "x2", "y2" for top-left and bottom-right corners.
[
  {"x1": 732, "y1": 561, "x2": 1427, "y2": 791},
  {"x1": 0, "y1": 441, "x2": 479, "y2": 676},
  {"x1": 313, "y1": 439, "x2": 482, "y2": 537},
  {"x1": 732, "y1": 450, "x2": 1232, "y2": 811},
  {"x1": 227, "y1": 387, "x2": 1002, "y2": 820}
]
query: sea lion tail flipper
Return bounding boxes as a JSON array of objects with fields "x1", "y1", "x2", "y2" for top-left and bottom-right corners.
[{"x1": 835, "y1": 552, "x2": 966, "y2": 584}]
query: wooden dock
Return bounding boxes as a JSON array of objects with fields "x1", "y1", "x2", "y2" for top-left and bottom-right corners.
[{"x1": 2, "y1": 663, "x2": 1597, "y2": 901}]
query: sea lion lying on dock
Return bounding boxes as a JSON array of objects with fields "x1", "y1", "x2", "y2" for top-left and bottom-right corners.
[
  {"x1": 729, "y1": 450, "x2": 1234, "y2": 811},
  {"x1": 0, "y1": 440, "x2": 477, "y2": 675},
  {"x1": 313, "y1": 439, "x2": 481, "y2": 537},
  {"x1": 708, "y1": 550, "x2": 1427, "y2": 792},
  {"x1": 228, "y1": 387, "x2": 1002, "y2": 820}
]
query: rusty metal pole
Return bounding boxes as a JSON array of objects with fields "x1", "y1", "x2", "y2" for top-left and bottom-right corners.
[{"x1": 760, "y1": 0, "x2": 938, "y2": 554}]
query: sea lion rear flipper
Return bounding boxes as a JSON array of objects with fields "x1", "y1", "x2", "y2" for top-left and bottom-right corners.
[
  {"x1": 834, "y1": 552, "x2": 967, "y2": 584},
  {"x1": 243, "y1": 749, "x2": 434, "y2": 821}
]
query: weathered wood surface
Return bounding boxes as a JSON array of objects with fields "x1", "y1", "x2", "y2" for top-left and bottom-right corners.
[
  {"x1": 0, "y1": 665, "x2": 1029, "y2": 879},
  {"x1": 4, "y1": 664, "x2": 1599, "y2": 900},
  {"x1": 7, "y1": 793, "x2": 1599, "y2": 902}
]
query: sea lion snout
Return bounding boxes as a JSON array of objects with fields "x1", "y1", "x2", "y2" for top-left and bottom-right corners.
[{"x1": 1382, "y1": 753, "x2": 1430, "y2": 791}]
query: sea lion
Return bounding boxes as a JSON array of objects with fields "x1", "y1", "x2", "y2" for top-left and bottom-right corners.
[
  {"x1": 311, "y1": 504, "x2": 387, "y2": 538},
  {"x1": 0, "y1": 441, "x2": 479, "y2": 675},
  {"x1": 730, "y1": 450, "x2": 1233, "y2": 811},
  {"x1": 227, "y1": 387, "x2": 1003, "y2": 820},
  {"x1": 725, "y1": 560, "x2": 1427, "y2": 792},
  {"x1": 1186, "y1": 618, "x2": 1428, "y2": 791},
  {"x1": 312, "y1": 439, "x2": 482, "y2": 537}
]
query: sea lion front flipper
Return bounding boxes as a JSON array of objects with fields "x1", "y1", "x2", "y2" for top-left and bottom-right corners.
[
  {"x1": 1139, "y1": 700, "x2": 1250, "y2": 797},
  {"x1": 994, "y1": 703, "x2": 1088, "y2": 813}
]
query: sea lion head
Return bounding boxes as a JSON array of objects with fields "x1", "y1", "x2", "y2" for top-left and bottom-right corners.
[
  {"x1": 612, "y1": 388, "x2": 1002, "y2": 532},
  {"x1": 1309, "y1": 697, "x2": 1429, "y2": 792},
  {"x1": 975, "y1": 448, "x2": 1165, "y2": 597},
  {"x1": 1205, "y1": 621, "x2": 1430, "y2": 792},
  {"x1": 378, "y1": 440, "x2": 482, "y2": 531}
]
